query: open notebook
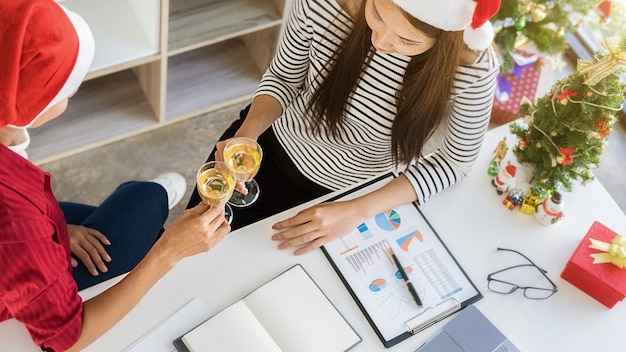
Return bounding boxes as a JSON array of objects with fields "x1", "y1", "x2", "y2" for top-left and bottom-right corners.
[{"x1": 173, "y1": 264, "x2": 361, "y2": 352}]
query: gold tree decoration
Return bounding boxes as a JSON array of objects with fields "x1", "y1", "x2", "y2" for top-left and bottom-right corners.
[{"x1": 510, "y1": 37, "x2": 626, "y2": 199}]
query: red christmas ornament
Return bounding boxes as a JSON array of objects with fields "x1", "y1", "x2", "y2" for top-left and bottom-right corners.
[
  {"x1": 595, "y1": 114, "x2": 611, "y2": 139},
  {"x1": 559, "y1": 147, "x2": 577, "y2": 166},
  {"x1": 557, "y1": 88, "x2": 579, "y2": 101}
]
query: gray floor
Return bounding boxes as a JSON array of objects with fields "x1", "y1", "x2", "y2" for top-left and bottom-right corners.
[{"x1": 40, "y1": 100, "x2": 626, "y2": 226}]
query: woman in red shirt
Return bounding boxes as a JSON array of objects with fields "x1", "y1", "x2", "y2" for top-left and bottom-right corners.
[{"x1": 0, "y1": 1, "x2": 230, "y2": 350}]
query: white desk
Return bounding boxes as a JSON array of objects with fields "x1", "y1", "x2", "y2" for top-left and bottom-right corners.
[{"x1": 2, "y1": 123, "x2": 625, "y2": 351}]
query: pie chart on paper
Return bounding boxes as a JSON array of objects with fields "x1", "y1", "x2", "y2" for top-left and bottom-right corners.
[
  {"x1": 375, "y1": 209, "x2": 401, "y2": 231},
  {"x1": 369, "y1": 278, "x2": 387, "y2": 292},
  {"x1": 395, "y1": 230, "x2": 423, "y2": 252}
]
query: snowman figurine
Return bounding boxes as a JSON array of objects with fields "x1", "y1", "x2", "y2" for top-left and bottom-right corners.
[
  {"x1": 492, "y1": 162, "x2": 516, "y2": 195},
  {"x1": 534, "y1": 192, "x2": 565, "y2": 225}
]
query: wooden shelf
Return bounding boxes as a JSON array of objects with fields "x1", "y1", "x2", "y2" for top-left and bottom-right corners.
[
  {"x1": 166, "y1": 27, "x2": 280, "y2": 119},
  {"x1": 29, "y1": 69, "x2": 159, "y2": 163},
  {"x1": 168, "y1": 0, "x2": 283, "y2": 55},
  {"x1": 62, "y1": 0, "x2": 161, "y2": 73},
  {"x1": 33, "y1": 0, "x2": 290, "y2": 165}
]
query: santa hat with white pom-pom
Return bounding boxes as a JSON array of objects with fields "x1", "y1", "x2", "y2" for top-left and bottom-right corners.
[{"x1": 391, "y1": 0, "x2": 501, "y2": 51}]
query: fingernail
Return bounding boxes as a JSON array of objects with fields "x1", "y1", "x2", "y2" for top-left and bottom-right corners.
[
  {"x1": 105, "y1": 255, "x2": 111, "y2": 261},
  {"x1": 271, "y1": 235, "x2": 277, "y2": 240}
]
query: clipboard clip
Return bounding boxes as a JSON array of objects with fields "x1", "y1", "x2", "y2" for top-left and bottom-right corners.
[{"x1": 404, "y1": 297, "x2": 461, "y2": 334}]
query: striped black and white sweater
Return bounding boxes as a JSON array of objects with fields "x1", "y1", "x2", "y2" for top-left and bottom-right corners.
[{"x1": 255, "y1": 0, "x2": 499, "y2": 205}]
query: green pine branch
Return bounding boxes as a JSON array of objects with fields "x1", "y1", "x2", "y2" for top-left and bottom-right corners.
[
  {"x1": 510, "y1": 38, "x2": 626, "y2": 198},
  {"x1": 493, "y1": 0, "x2": 597, "y2": 73}
]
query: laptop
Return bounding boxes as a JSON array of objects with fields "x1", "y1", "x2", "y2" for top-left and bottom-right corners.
[{"x1": 416, "y1": 304, "x2": 520, "y2": 352}]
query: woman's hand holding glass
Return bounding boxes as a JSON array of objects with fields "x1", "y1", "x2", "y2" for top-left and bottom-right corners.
[{"x1": 159, "y1": 203, "x2": 230, "y2": 260}]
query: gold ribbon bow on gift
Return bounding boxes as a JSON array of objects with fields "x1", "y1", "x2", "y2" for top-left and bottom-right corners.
[
  {"x1": 589, "y1": 234, "x2": 626, "y2": 269},
  {"x1": 577, "y1": 37, "x2": 626, "y2": 86}
]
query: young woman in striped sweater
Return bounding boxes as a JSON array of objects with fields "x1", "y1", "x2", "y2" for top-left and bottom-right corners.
[{"x1": 187, "y1": 0, "x2": 501, "y2": 254}]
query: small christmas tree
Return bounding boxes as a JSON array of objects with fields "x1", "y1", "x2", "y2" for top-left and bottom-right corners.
[
  {"x1": 492, "y1": 0, "x2": 597, "y2": 73},
  {"x1": 510, "y1": 37, "x2": 626, "y2": 199}
]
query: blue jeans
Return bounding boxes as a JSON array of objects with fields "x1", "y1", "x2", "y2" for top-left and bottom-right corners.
[{"x1": 60, "y1": 181, "x2": 168, "y2": 290}]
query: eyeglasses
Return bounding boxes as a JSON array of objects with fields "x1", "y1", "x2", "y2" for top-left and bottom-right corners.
[{"x1": 487, "y1": 247, "x2": 558, "y2": 300}]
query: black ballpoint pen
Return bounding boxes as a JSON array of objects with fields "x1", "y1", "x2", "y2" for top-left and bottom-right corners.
[{"x1": 390, "y1": 250, "x2": 423, "y2": 307}]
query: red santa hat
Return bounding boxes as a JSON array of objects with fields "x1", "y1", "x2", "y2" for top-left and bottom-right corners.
[
  {"x1": 504, "y1": 163, "x2": 517, "y2": 178},
  {"x1": 392, "y1": 0, "x2": 501, "y2": 50},
  {"x1": 0, "y1": 0, "x2": 95, "y2": 129}
]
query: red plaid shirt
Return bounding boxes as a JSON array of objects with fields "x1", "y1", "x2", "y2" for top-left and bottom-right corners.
[{"x1": 0, "y1": 145, "x2": 82, "y2": 351}]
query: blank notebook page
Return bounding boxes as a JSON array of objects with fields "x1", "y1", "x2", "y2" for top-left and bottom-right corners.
[
  {"x1": 181, "y1": 301, "x2": 282, "y2": 352},
  {"x1": 243, "y1": 265, "x2": 360, "y2": 352}
]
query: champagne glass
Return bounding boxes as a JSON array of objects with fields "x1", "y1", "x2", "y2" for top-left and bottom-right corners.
[
  {"x1": 196, "y1": 161, "x2": 236, "y2": 224},
  {"x1": 223, "y1": 137, "x2": 263, "y2": 207}
]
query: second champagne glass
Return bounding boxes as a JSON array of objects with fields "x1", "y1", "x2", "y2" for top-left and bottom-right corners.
[
  {"x1": 196, "y1": 161, "x2": 236, "y2": 224},
  {"x1": 223, "y1": 137, "x2": 263, "y2": 207}
]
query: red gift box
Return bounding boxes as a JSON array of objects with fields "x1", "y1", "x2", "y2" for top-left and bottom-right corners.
[
  {"x1": 491, "y1": 51, "x2": 542, "y2": 125},
  {"x1": 561, "y1": 221, "x2": 626, "y2": 308}
]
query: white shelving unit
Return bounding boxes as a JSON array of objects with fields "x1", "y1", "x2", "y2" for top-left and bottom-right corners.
[{"x1": 31, "y1": 0, "x2": 290, "y2": 164}]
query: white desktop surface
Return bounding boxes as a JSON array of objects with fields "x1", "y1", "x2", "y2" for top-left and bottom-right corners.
[{"x1": 2, "y1": 123, "x2": 625, "y2": 352}]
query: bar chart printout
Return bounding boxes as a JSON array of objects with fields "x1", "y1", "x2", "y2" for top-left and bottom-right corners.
[{"x1": 345, "y1": 240, "x2": 391, "y2": 274}]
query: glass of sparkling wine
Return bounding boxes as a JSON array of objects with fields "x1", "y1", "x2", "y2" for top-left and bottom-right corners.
[
  {"x1": 223, "y1": 137, "x2": 263, "y2": 207},
  {"x1": 196, "y1": 161, "x2": 236, "y2": 224}
]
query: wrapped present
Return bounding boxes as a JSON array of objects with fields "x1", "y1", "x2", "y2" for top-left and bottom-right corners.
[
  {"x1": 561, "y1": 221, "x2": 626, "y2": 308},
  {"x1": 520, "y1": 193, "x2": 540, "y2": 215},
  {"x1": 491, "y1": 51, "x2": 542, "y2": 125}
]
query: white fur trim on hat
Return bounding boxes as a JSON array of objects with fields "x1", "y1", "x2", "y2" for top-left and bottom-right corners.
[
  {"x1": 392, "y1": 0, "x2": 498, "y2": 50},
  {"x1": 463, "y1": 21, "x2": 495, "y2": 51}
]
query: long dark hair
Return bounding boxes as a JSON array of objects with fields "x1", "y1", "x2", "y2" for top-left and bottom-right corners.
[{"x1": 307, "y1": 3, "x2": 465, "y2": 165}]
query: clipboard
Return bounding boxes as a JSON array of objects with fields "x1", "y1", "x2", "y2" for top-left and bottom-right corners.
[{"x1": 321, "y1": 173, "x2": 482, "y2": 348}]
